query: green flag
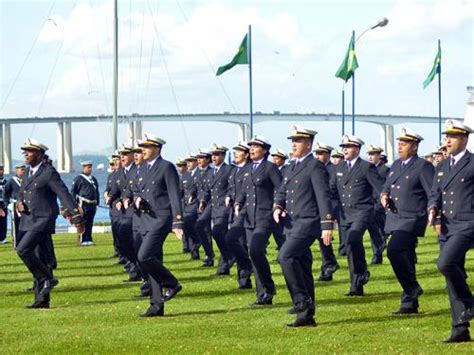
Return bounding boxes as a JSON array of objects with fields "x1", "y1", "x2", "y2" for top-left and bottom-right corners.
[
  {"x1": 335, "y1": 36, "x2": 358, "y2": 82},
  {"x1": 216, "y1": 34, "x2": 248, "y2": 76},
  {"x1": 423, "y1": 47, "x2": 441, "y2": 89}
]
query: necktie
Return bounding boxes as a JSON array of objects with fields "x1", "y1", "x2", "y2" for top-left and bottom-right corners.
[
  {"x1": 148, "y1": 164, "x2": 152, "y2": 171},
  {"x1": 29, "y1": 169, "x2": 34, "y2": 178},
  {"x1": 347, "y1": 161, "x2": 352, "y2": 171},
  {"x1": 214, "y1": 168, "x2": 218, "y2": 176},
  {"x1": 450, "y1": 157, "x2": 455, "y2": 170},
  {"x1": 253, "y1": 162, "x2": 259, "y2": 170}
]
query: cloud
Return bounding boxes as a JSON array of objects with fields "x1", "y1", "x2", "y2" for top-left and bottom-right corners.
[{"x1": 369, "y1": 0, "x2": 474, "y2": 41}]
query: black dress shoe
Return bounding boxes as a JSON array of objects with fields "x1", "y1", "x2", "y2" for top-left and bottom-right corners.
[
  {"x1": 442, "y1": 333, "x2": 471, "y2": 343},
  {"x1": 458, "y1": 307, "x2": 474, "y2": 324},
  {"x1": 26, "y1": 301, "x2": 50, "y2": 309},
  {"x1": 139, "y1": 305, "x2": 164, "y2": 317},
  {"x1": 182, "y1": 248, "x2": 191, "y2": 254},
  {"x1": 289, "y1": 306, "x2": 296, "y2": 315},
  {"x1": 345, "y1": 290, "x2": 364, "y2": 296},
  {"x1": 371, "y1": 256, "x2": 383, "y2": 265},
  {"x1": 355, "y1": 270, "x2": 370, "y2": 288},
  {"x1": 318, "y1": 272, "x2": 333, "y2": 282},
  {"x1": 216, "y1": 269, "x2": 230, "y2": 276},
  {"x1": 140, "y1": 280, "x2": 151, "y2": 290},
  {"x1": 117, "y1": 257, "x2": 127, "y2": 265},
  {"x1": 254, "y1": 293, "x2": 273, "y2": 306},
  {"x1": 392, "y1": 307, "x2": 418, "y2": 315},
  {"x1": 39, "y1": 278, "x2": 59, "y2": 296},
  {"x1": 161, "y1": 284, "x2": 182, "y2": 302},
  {"x1": 286, "y1": 318, "x2": 317, "y2": 327},
  {"x1": 201, "y1": 258, "x2": 214, "y2": 267},
  {"x1": 238, "y1": 279, "x2": 252, "y2": 289},
  {"x1": 190, "y1": 250, "x2": 200, "y2": 260}
]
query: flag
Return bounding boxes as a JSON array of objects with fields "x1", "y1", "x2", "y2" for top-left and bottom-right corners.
[
  {"x1": 216, "y1": 34, "x2": 248, "y2": 76},
  {"x1": 423, "y1": 46, "x2": 441, "y2": 89},
  {"x1": 335, "y1": 36, "x2": 358, "y2": 82}
]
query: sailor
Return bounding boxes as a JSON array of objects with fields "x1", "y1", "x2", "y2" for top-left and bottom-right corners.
[
  {"x1": 330, "y1": 134, "x2": 384, "y2": 296},
  {"x1": 428, "y1": 120, "x2": 474, "y2": 343},
  {"x1": 3, "y1": 163, "x2": 26, "y2": 247},
  {"x1": 16, "y1": 138, "x2": 84, "y2": 308},
  {"x1": 70, "y1": 161, "x2": 100, "y2": 246},
  {"x1": 380, "y1": 128, "x2": 434, "y2": 315},
  {"x1": 274, "y1": 125, "x2": 334, "y2": 327}
]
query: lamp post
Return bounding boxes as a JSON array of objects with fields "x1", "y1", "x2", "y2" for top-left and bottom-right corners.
[{"x1": 350, "y1": 17, "x2": 389, "y2": 134}]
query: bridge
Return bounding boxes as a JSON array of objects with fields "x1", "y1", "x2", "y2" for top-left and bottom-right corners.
[{"x1": 0, "y1": 112, "x2": 454, "y2": 173}]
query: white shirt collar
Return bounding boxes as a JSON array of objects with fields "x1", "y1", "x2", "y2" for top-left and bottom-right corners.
[
  {"x1": 147, "y1": 155, "x2": 160, "y2": 168},
  {"x1": 124, "y1": 163, "x2": 133, "y2": 172},
  {"x1": 252, "y1": 158, "x2": 264, "y2": 165},
  {"x1": 295, "y1": 151, "x2": 313, "y2": 164},
  {"x1": 401, "y1": 156, "x2": 413, "y2": 165},
  {"x1": 29, "y1": 162, "x2": 43, "y2": 176},
  {"x1": 451, "y1": 149, "x2": 467, "y2": 165},
  {"x1": 347, "y1": 156, "x2": 359, "y2": 166}
]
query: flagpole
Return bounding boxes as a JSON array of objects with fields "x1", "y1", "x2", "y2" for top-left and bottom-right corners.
[
  {"x1": 351, "y1": 30, "x2": 355, "y2": 135},
  {"x1": 342, "y1": 85, "x2": 345, "y2": 135},
  {"x1": 248, "y1": 25, "x2": 253, "y2": 138},
  {"x1": 438, "y1": 39, "x2": 442, "y2": 144}
]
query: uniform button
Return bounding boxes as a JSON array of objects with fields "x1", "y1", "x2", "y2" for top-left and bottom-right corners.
[
  {"x1": 348, "y1": 195, "x2": 351, "y2": 198},
  {"x1": 450, "y1": 201, "x2": 453, "y2": 204},
  {"x1": 396, "y1": 186, "x2": 400, "y2": 189},
  {"x1": 442, "y1": 210, "x2": 446, "y2": 213},
  {"x1": 391, "y1": 185, "x2": 395, "y2": 188},
  {"x1": 394, "y1": 197, "x2": 398, "y2": 201},
  {"x1": 146, "y1": 189, "x2": 150, "y2": 192},
  {"x1": 450, "y1": 192, "x2": 454, "y2": 195},
  {"x1": 449, "y1": 210, "x2": 453, "y2": 214},
  {"x1": 443, "y1": 191, "x2": 446, "y2": 195},
  {"x1": 342, "y1": 194, "x2": 345, "y2": 198},
  {"x1": 461, "y1": 178, "x2": 465, "y2": 182},
  {"x1": 443, "y1": 201, "x2": 447, "y2": 204},
  {"x1": 342, "y1": 186, "x2": 346, "y2": 189},
  {"x1": 342, "y1": 203, "x2": 345, "y2": 207},
  {"x1": 290, "y1": 200, "x2": 294, "y2": 203}
]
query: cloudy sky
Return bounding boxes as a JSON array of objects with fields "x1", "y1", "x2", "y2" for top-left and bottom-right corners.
[{"x1": 1, "y1": 0, "x2": 473, "y2": 161}]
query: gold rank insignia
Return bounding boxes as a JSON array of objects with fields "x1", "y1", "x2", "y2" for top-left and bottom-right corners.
[
  {"x1": 139, "y1": 177, "x2": 143, "y2": 181},
  {"x1": 176, "y1": 214, "x2": 182, "y2": 220},
  {"x1": 116, "y1": 179, "x2": 120, "y2": 183},
  {"x1": 326, "y1": 214, "x2": 332, "y2": 220}
]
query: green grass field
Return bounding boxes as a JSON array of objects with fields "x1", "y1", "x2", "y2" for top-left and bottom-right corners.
[{"x1": 1, "y1": 231, "x2": 473, "y2": 354}]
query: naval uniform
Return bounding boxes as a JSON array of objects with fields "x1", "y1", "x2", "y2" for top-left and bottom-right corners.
[
  {"x1": 194, "y1": 165, "x2": 215, "y2": 263},
  {"x1": 133, "y1": 156, "x2": 183, "y2": 311},
  {"x1": 4, "y1": 175, "x2": 22, "y2": 247},
  {"x1": 225, "y1": 162, "x2": 253, "y2": 288},
  {"x1": 331, "y1": 157, "x2": 384, "y2": 294},
  {"x1": 200, "y1": 163, "x2": 235, "y2": 273},
  {"x1": 105, "y1": 170, "x2": 121, "y2": 257},
  {"x1": 181, "y1": 168, "x2": 201, "y2": 259},
  {"x1": 71, "y1": 173, "x2": 99, "y2": 244},
  {"x1": 367, "y1": 163, "x2": 390, "y2": 263},
  {"x1": 382, "y1": 155, "x2": 434, "y2": 309},
  {"x1": 275, "y1": 153, "x2": 334, "y2": 322},
  {"x1": 109, "y1": 164, "x2": 139, "y2": 272},
  {"x1": 271, "y1": 164, "x2": 288, "y2": 250},
  {"x1": 0, "y1": 175, "x2": 7, "y2": 242},
  {"x1": 17, "y1": 163, "x2": 81, "y2": 305},
  {"x1": 429, "y1": 150, "x2": 474, "y2": 339},
  {"x1": 236, "y1": 159, "x2": 282, "y2": 301}
]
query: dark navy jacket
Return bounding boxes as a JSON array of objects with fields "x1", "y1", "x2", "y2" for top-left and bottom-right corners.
[
  {"x1": 330, "y1": 157, "x2": 384, "y2": 225},
  {"x1": 18, "y1": 164, "x2": 79, "y2": 234},
  {"x1": 201, "y1": 163, "x2": 234, "y2": 219},
  {"x1": 236, "y1": 160, "x2": 282, "y2": 229},
  {"x1": 275, "y1": 154, "x2": 334, "y2": 235},
  {"x1": 382, "y1": 156, "x2": 434, "y2": 236},
  {"x1": 428, "y1": 151, "x2": 474, "y2": 237},
  {"x1": 127, "y1": 156, "x2": 183, "y2": 232}
]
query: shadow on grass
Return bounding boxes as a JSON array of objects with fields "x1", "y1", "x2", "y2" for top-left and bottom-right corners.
[{"x1": 321, "y1": 308, "x2": 449, "y2": 326}]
